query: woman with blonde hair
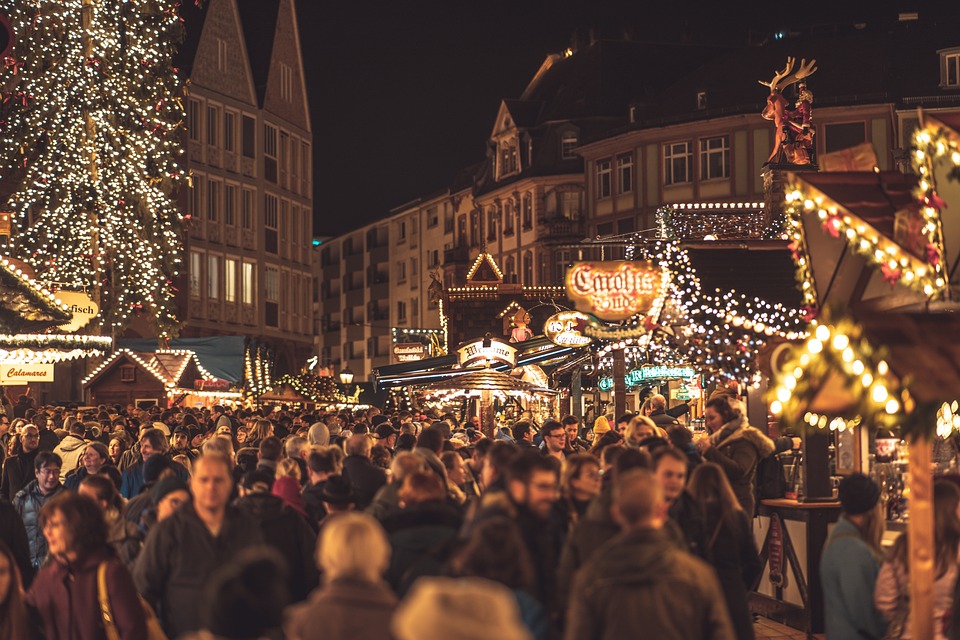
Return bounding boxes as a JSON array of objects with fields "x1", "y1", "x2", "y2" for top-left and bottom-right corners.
[
  {"x1": 687, "y1": 462, "x2": 761, "y2": 640},
  {"x1": 284, "y1": 512, "x2": 396, "y2": 640},
  {"x1": 245, "y1": 419, "x2": 274, "y2": 449},
  {"x1": 623, "y1": 415, "x2": 665, "y2": 448}
]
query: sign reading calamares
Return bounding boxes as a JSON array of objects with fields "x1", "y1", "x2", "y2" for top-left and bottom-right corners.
[
  {"x1": 565, "y1": 261, "x2": 663, "y2": 321},
  {"x1": 0, "y1": 363, "x2": 54, "y2": 385}
]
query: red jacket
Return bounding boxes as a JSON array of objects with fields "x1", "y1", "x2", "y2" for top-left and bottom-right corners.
[{"x1": 28, "y1": 546, "x2": 147, "y2": 640}]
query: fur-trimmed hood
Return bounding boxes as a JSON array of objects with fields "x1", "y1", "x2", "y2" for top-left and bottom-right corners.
[{"x1": 713, "y1": 414, "x2": 776, "y2": 457}]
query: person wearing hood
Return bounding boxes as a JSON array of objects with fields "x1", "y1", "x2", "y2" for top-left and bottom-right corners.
[
  {"x1": 696, "y1": 396, "x2": 775, "y2": 517},
  {"x1": 52, "y1": 419, "x2": 86, "y2": 481},
  {"x1": 234, "y1": 469, "x2": 319, "y2": 602},
  {"x1": 564, "y1": 468, "x2": 734, "y2": 640}
]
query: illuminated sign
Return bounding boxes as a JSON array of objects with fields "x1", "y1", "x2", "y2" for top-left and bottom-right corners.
[
  {"x1": 0, "y1": 363, "x2": 54, "y2": 385},
  {"x1": 544, "y1": 311, "x2": 593, "y2": 347},
  {"x1": 598, "y1": 365, "x2": 696, "y2": 391},
  {"x1": 56, "y1": 291, "x2": 99, "y2": 332},
  {"x1": 566, "y1": 261, "x2": 663, "y2": 321},
  {"x1": 393, "y1": 343, "x2": 425, "y2": 363},
  {"x1": 457, "y1": 338, "x2": 517, "y2": 368}
]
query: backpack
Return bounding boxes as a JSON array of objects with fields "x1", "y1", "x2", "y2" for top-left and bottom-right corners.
[{"x1": 756, "y1": 452, "x2": 787, "y2": 501}]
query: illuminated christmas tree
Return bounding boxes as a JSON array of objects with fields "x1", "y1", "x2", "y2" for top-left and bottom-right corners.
[{"x1": 0, "y1": 0, "x2": 188, "y2": 338}]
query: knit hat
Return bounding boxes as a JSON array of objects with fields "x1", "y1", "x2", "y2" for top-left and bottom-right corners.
[
  {"x1": 151, "y1": 475, "x2": 189, "y2": 506},
  {"x1": 392, "y1": 577, "x2": 532, "y2": 640},
  {"x1": 307, "y1": 422, "x2": 329, "y2": 446},
  {"x1": 838, "y1": 473, "x2": 880, "y2": 515},
  {"x1": 592, "y1": 416, "x2": 611, "y2": 435}
]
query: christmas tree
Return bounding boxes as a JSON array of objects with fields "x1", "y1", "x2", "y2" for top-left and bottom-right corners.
[{"x1": 0, "y1": 0, "x2": 188, "y2": 338}]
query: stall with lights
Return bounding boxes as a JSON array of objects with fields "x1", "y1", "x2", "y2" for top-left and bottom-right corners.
[{"x1": 258, "y1": 372, "x2": 370, "y2": 412}]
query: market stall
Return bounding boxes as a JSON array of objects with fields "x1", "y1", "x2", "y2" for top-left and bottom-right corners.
[{"x1": 82, "y1": 349, "x2": 221, "y2": 409}]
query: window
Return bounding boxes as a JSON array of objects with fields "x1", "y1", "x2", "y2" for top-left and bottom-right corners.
[
  {"x1": 224, "y1": 184, "x2": 236, "y2": 226},
  {"x1": 944, "y1": 51, "x2": 960, "y2": 88},
  {"x1": 411, "y1": 297, "x2": 419, "y2": 321},
  {"x1": 265, "y1": 266, "x2": 279, "y2": 302},
  {"x1": 410, "y1": 257, "x2": 418, "y2": 279},
  {"x1": 560, "y1": 131, "x2": 578, "y2": 159},
  {"x1": 191, "y1": 174, "x2": 205, "y2": 218},
  {"x1": 206, "y1": 105, "x2": 220, "y2": 147},
  {"x1": 699, "y1": 135, "x2": 729, "y2": 180},
  {"x1": 241, "y1": 188, "x2": 254, "y2": 229},
  {"x1": 301, "y1": 142, "x2": 310, "y2": 193},
  {"x1": 664, "y1": 141, "x2": 692, "y2": 186},
  {"x1": 120, "y1": 365, "x2": 136, "y2": 383},
  {"x1": 225, "y1": 258, "x2": 238, "y2": 303},
  {"x1": 264, "y1": 193, "x2": 278, "y2": 254},
  {"x1": 397, "y1": 221, "x2": 406, "y2": 242},
  {"x1": 223, "y1": 111, "x2": 236, "y2": 153},
  {"x1": 279, "y1": 131, "x2": 289, "y2": 189},
  {"x1": 426, "y1": 207, "x2": 439, "y2": 228},
  {"x1": 241, "y1": 115, "x2": 256, "y2": 158},
  {"x1": 264, "y1": 123, "x2": 278, "y2": 182},
  {"x1": 396, "y1": 261, "x2": 406, "y2": 283},
  {"x1": 505, "y1": 255, "x2": 515, "y2": 282},
  {"x1": 397, "y1": 301, "x2": 407, "y2": 323},
  {"x1": 522, "y1": 196, "x2": 532, "y2": 229},
  {"x1": 189, "y1": 251, "x2": 202, "y2": 298},
  {"x1": 206, "y1": 180, "x2": 220, "y2": 222},
  {"x1": 279, "y1": 62, "x2": 293, "y2": 102},
  {"x1": 596, "y1": 222, "x2": 614, "y2": 237},
  {"x1": 188, "y1": 99, "x2": 201, "y2": 142},
  {"x1": 207, "y1": 255, "x2": 220, "y2": 299},
  {"x1": 242, "y1": 262, "x2": 255, "y2": 304},
  {"x1": 427, "y1": 249, "x2": 439, "y2": 268},
  {"x1": 596, "y1": 159, "x2": 612, "y2": 199},
  {"x1": 617, "y1": 218, "x2": 635, "y2": 235},
  {"x1": 560, "y1": 192, "x2": 581, "y2": 219},
  {"x1": 522, "y1": 251, "x2": 534, "y2": 285},
  {"x1": 487, "y1": 207, "x2": 497, "y2": 240},
  {"x1": 503, "y1": 200, "x2": 514, "y2": 235},
  {"x1": 616, "y1": 154, "x2": 634, "y2": 194},
  {"x1": 824, "y1": 122, "x2": 866, "y2": 154},
  {"x1": 444, "y1": 208, "x2": 454, "y2": 234},
  {"x1": 216, "y1": 38, "x2": 227, "y2": 71},
  {"x1": 500, "y1": 144, "x2": 518, "y2": 176}
]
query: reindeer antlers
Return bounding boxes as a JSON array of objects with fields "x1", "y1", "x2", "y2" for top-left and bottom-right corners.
[{"x1": 758, "y1": 57, "x2": 817, "y2": 91}]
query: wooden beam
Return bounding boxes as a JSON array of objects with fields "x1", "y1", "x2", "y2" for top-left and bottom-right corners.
[{"x1": 908, "y1": 436, "x2": 934, "y2": 640}]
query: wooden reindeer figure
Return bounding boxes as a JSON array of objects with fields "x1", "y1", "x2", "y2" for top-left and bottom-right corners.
[{"x1": 759, "y1": 57, "x2": 818, "y2": 165}]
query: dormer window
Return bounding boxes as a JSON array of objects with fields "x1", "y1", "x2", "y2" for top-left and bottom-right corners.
[
  {"x1": 499, "y1": 143, "x2": 518, "y2": 178},
  {"x1": 940, "y1": 48, "x2": 960, "y2": 89},
  {"x1": 560, "y1": 131, "x2": 578, "y2": 159}
]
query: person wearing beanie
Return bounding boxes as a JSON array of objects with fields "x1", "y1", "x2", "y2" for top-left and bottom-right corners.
[
  {"x1": 307, "y1": 422, "x2": 329, "y2": 447},
  {"x1": 151, "y1": 475, "x2": 190, "y2": 522},
  {"x1": 820, "y1": 472, "x2": 887, "y2": 640}
]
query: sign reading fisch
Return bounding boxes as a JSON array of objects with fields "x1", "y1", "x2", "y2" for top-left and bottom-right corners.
[
  {"x1": 457, "y1": 338, "x2": 517, "y2": 368},
  {"x1": 544, "y1": 310, "x2": 593, "y2": 347},
  {"x1": 393, "y1": 343, "x2": 425, "y2": 363},
  {"x1": 55, "y1": 291, "x2": 99, "y2": 332},
  {"x1": 0, "y1": 363, "x2": 54, "y2": 385},
  {"x1": 566, "y1": 261, "x2": 663, "y2": 321}
]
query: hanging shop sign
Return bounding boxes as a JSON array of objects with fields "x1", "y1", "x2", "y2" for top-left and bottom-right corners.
[
  {"x1": 56, "y1": 291, "x2": 99, "y2": 332},
  {"x1": 457, "y1": 338, "x2": 517, "y2": 368},
  {"x1": 598, "y1": 365, "x2": 697, "y2": 392},
  {"x1": 0, "y1": 363, "x2": 54, "y2": 385},
  {"x1": 543, "y1": 310, "x2": 593, "y2": 347},
  {"x1": 194, "y1": 379, "x2": 232, "y2": 391},
  {"x1": 566, "y1": 261, "x2": 663, "y2": 322},
  {"x1": 393, "y1": 343, "x2": 426, "y2": 363}
]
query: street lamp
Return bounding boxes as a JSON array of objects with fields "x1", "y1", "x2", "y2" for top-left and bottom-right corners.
[{"x1": 339, "y1": 366, "x2": 355, "y2": 400}]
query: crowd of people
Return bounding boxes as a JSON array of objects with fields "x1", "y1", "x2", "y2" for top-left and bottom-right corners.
[{"x1": 0, "y1": 390, "x2": 951, "y2": 639}]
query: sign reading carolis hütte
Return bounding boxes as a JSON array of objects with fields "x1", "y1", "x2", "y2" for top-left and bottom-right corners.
[
  {"x1": 0, "y1": 363, "x2": 54, "y2": 385},
  {"x1": 565, "y1": 261, "x2": 663, "y2": 322}
]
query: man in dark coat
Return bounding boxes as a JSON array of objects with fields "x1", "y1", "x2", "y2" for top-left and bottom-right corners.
[
  {"x1": 134, "y1": 455, "x2": 264, "y2": 637},
  {"x1": 341, "y1": 434, "x2": 386, "y2": 510},
  {"x1": 0, "y1": 494, "x2": 33, "y2": 586},
  {"x1": 654, "y1": 447, "x2": 708, "y2": 560},
  {"x1": 0, "y1": 423, "x2": 40, "y2": 500},
  {"x1": 564, "y1": 469, "x2": 734, "y2": 640},
  {"x1": 646, "y1": 394, "x2": 680, "y2": 428},
  {"x1": 302, "y1": 448, "x2": 338, "y2": 526}
]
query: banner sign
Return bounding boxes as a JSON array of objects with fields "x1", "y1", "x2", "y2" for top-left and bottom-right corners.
[
  {"x1": 598, "y1": 365, "x2": 696, "y2": 392},
  {"x1": 56, "y1": 290, "x2": 100, "y2": 332},
  {"x1": 544, "y1": 310, "x2": 592, "y2": 347},
  {"x1": 194, "y1": 379, "x2": 232, "y2": 391},
  {"x1": 0, "y1": 363, "x2": 54, "y2": 385},
  {"x1": 566, "y1": 261, "x2": 663, "y2": 321},
  {"x1": 393, "y1": 343, "x2": 425, "y2": 363},
  {"x1": 457, "y1": 338, "x2": 517, "y2": 368}
]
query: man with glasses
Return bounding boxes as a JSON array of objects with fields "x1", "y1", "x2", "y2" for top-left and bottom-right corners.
[
  {"x1": 1, "y1": 424, "x2": 41, "y2": 500},
  {"x1": 13, "y1": 451, "x2": 64, "y2": 570},
  {"x1": 540, "y1": 420, "x2": 567, "y2": 462}
]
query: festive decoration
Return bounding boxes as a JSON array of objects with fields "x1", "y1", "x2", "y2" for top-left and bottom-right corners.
[
  {"x1": 759, "y1": 57, "x2": 818, "y2": 165},
  {"x1": 566, "y1": 261, "x2": 663, "y2": 322},
  {"x1": 244, "y1": 342, "x2": 274, "y2": 400},
  {"x1": 658, "y1": 203, "x2": 783, "y2": 241},
  {"x1": 0, "y1": 0, "x2": 187, "y2": 337},
  {"x1": 273, "y1": 373, "x2": 346, "y2": 404}
]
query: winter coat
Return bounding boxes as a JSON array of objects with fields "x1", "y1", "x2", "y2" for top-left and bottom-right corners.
[
  {"x1": 234, "y1": 492, "x2": 319, "y2": 602},
  {"x1": 283, "y1": 577, "x2": 397, "y2": 640},
  {"x1": 702, "y1": 509, "x2": 762, "y2": 640},
  {"x1": 132, "y1": 502, "x2": 264, "y2": 637},
  {"x1": 14, "y1": 479, "x2": 65, "y2": 569},
  {"x1": 63, "y1": 466, "x2": 93, "y2": 491},
  {"x1": 341, "y1": 455, "x2": 387, "y2": 509},
  {"x1": 564, "y1": 527, "x2": 735, "y2": 640},
  {"x1": 37, "y1": 428, "x2": 58, "y2": 454},
  {"x1": 1, "y1": 448, "x2": 38, "y2": 501},
  {"x1": 106, "y1": 508, "x2": 143, "y2": 571},
  {"x1": 667, "y1": 491, "x2": 709, "y2": 560},
  {"x1": 648, "y1": 409, "x2": 679, "y2": 428},
  {"x1": 0, "y1": 495, "x2": 33, "y2": 586},
  {"x1": 366, "y1": 481, "x2": 401, "y2": 522},
  {"x1": 556, "y1": 493, "x2": 621, "y2": 613},
  {"x1": 301, "y1": 480, "x2": 328, "y2": 526},
  {"x1": 820, "y1": 515, "x2": 887, "y2": 640},
  {"x1": 53, "y1": 434, "x2": 86, "y2": 481},
  {"x1": 875, "y1": 545, "x2": 958, "y2": 640},
  {"x1": 28, "y1": 545, "x2": 147, "y2": 640},
  {"x1": 120, "y1": 456, "x2": 189, "y2": 499},
  {"x1": 381, "y1": 500, "x2": 462, "y2": 595},
  {"x1": 703, "y1": 414, "x2": 775, "y2": 517}
]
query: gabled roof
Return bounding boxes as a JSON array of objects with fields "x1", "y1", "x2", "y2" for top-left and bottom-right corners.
[
  {"x1": 82, "y1": 349, "x2": 213, "y2": 389},
  {"x1": 0, "y1": 256, "x2": 72, "y2": 332},
  {"x1": 501, "y1": 100, "x2": 543, "y2": 130},
  {"x1": 235, "y1": 0, "x2": 281, "y2": 105},
  {"x1": 466, "y1": 252, "x2": 504, "y2": 283}
]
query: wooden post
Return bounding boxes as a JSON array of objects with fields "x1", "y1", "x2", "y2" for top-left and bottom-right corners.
[
  {"x1": 480, "y1": 390, "x2": 495, "y2": 439},
  {"x1": 613, "y1": 349, "x2": 626, "y2": 421},
  {"x1": 907, "y1": 436, "x2": 934, "y2": 640}
]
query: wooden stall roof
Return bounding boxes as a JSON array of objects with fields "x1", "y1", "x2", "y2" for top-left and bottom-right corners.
[{"x1": 0, "y1": 256, "x2": 72, "y2": 332}]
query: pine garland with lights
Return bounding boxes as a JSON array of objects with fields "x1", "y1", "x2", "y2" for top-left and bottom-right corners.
[
  {"x1": 276, "y1": 373, "x2": 344, "y2": 403},
  {"x1": 0, "y1": 0, "x2": 187, "y2": 337}
]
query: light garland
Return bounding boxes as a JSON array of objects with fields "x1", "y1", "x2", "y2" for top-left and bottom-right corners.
[
  {"x1": 658, "y1": 204, "x2": 784, "y2": 241},
  {"x1": 82, "y1": 347, "x2": 211, "y2": 388},
  {"x1": 465, "y1": 252, "x2": 504, "y2": 281},
  {"x1": 0, "y1": 0, "x2": 187, "y2": 337}
]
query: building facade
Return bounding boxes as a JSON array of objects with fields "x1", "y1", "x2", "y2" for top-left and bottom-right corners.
[{"x1": 178, "y1": 0, "x2": 313, "y2": 375}]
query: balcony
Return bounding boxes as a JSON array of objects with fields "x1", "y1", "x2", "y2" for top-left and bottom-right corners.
[
  {"x1": 540, "y1": 217, "x2": 585, "y2": 239},
  {"x1": 346, "y1": 323, "x2": 365, "y2": 341},
  {"x1": 443, "y1": 246, "x2": 471, "y2": 265},
  {"x1": 345, "y1": 287, "x2": 364, "y2": 309}
]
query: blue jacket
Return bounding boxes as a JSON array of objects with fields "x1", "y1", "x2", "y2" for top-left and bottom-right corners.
[
  {"x1": 120, "y1": 457, "x2": 189, "y2": 499},
  {"x1": 820, "y1": 515, "x2": 887, "y2": 640}
]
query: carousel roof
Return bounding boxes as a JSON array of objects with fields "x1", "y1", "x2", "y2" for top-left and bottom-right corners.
[{"x1": 420, "y1": 368, "x2": 556, "y2": 394}]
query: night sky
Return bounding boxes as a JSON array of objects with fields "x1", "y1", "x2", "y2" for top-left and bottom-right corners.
[{"x1": 297, "y1": 1, "x2": 923, "y2": 238}]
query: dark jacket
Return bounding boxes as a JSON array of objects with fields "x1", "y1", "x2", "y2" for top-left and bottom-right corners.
[
  {"x1": 37, "y1": 428, "x2": 58, "y2": 454},
  {"x1": 702, "y1": 509, "x2": 762, "y2": 640},
  {"x1": 120, "y1": 456, "x2": 189, "y2": 499},
  {"x1": 703, "y1": 415, "x2": 775, "y2": 517},
  {"x1": 564, "y1": 528, "x2": 735, "y2": 640},
  {"x1": 301, "y1": 480, "x2": 328, "y2": 526},
  {"x1": 341, "y1": 455, "x2": 387, "y2": 509},
  {"x1": 234, "y1": 492, "x2": 319, "y2": 602},
  {"x1": 284, "y1": 577, "x2": 397, "y2": 640},
  {"x1": 14, "y1": 479, "x2": 65, "y2": 569},
  {"x1": 381, "y1": 500, "x2": 462, "y2": 595},
  {"x1": 132, "y1": 502, "x2": 264, "y2": 636},
  {"x1": 63, "y1": 465, "x2": 93, "y2": 491},
  {"x1": 0, "y1": 448, "x2": 38, "y2": 501},
  {"x1": 0, "y1": 495, "x2": 33, "y2": 586},
  {"x1": 648, "y1": 409, "x2": 679, "y2": 428},
  {"x1": 667, "y1": 491, "x2": 709, "y2": 560},
  {"x1": 556, "y1": 493, "x2": 621, "y2": 612},
  {"x1": 28, "y1": 546, "x2": 147, "y2": 640}
]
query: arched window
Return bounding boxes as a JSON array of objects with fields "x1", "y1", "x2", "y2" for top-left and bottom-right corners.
[{"x1": 522, "y1": 251, "x2": 534, "y2": 285}]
